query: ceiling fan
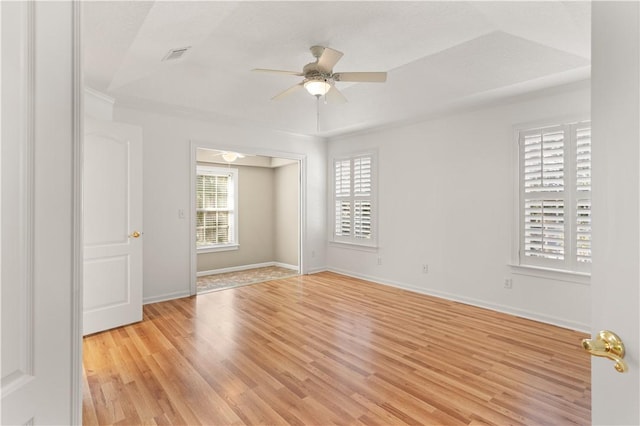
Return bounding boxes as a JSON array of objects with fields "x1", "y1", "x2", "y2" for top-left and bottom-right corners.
[{"x1": 253, "y1": 45, "x2": 387, "y2": 103}]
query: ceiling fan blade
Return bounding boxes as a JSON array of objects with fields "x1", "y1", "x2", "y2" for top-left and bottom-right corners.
[
  {"x1": 272, "y1": 82, "x2": 304, "y2": 100},
  {"x1": 252, "y1": 68, "x2": 304, "y2": 76},
  {"x1": 317, "y1": 47, "x2": 344, "y2": 73},
  {"x1": 334, "y1": 72, "x2": 387, "y2": 83},
  {"x1": 325, "y1": 85, "x2": 347, "y2": 104}
]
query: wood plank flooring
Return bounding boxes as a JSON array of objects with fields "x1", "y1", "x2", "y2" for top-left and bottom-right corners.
[{"x1": 83, "y1": 272, "x2": 591, "y2": 425}]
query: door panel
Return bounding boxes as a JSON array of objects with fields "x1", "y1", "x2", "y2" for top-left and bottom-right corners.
[
  {"x1": 84, "y1": 133, "x2": 129, "y2": 246},
  {"x1": 591, "y1": 3, "x2": 640, "y2": 424},
  {"x1": 84, "y1": 256, "x2": 130, "y2": 310},
  {"x1": 2, "y1": 2, "x2": 80, "y2": 423},
  {"x1": 83, "y1": 118, "x2": 143, "y2": 336}
]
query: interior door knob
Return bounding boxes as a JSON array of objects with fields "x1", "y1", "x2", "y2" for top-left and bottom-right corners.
[
  {"x1": 128, "y1": 231, "x2": 142, "y2": 238},
  {"x1": 582, "y1": 330, "x2": 628, "y2": 373}
]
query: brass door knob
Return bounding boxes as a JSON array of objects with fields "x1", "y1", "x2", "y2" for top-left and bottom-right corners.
[
  {"x1": 128, "y1": 231, "x2": 142, "y2": 238},
  {"x1": 582, "y1": 330, "x2": 627, "y2": 373}
]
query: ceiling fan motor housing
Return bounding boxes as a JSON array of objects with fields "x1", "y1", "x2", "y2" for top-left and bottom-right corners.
[
  {"x1": 303, "y1": 62, "x2": 330, "y2": 78},
  {"x1": 309, "y1": 45, "x2": 326, "y2": 59}
]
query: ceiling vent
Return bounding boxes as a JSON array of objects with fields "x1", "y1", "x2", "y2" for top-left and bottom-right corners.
[{"x1": 162, "y1": 46, "x2": 191, "y2": 61}]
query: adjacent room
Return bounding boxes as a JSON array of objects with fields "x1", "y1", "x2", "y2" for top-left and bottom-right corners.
[
  {"x1": 3, "y1": 1, "x2": 640, "y2": 425},
  {"x1": 194, "y1": 148, "x2": 300, "y2": 293}
]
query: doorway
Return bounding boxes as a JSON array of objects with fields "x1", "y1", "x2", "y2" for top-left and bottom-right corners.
[{"x1": 189, "y1": 143, "x2": 304, "y2": 295}]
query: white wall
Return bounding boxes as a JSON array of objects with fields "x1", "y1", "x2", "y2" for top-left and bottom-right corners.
[
  {"x1": 327, "y1": 83, "x2": 591, "y2": 331},
  {"x1": 274, "y1": 162, "x2": 299, "y2": 266},
  {"x1": 113, "y1": 107, "x2": 326, "y2": 303}
]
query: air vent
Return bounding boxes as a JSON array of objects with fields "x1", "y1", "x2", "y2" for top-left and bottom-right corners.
[{"x1": 162, "y1": 46, "x2": 191, "y2": 61}]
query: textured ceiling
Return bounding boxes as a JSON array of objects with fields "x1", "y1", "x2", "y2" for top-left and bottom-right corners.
[{"x1": 83, "y1": 1, "x2": 590, "y2": 137}]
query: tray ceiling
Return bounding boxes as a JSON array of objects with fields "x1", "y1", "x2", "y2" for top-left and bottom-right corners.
[{"x1": 83, "y1": 1, "x2": 590, "y2": 137}]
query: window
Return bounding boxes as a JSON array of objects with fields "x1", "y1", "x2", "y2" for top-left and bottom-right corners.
[
  {"x1": 196, "y1": 165, "x2": 238, "y2": 252},
  {"x1": 333, "y1": 153, "x2": 376, "y2": 246},
  {"x1": 518, "y1": 121, "x2": 591, "y2": 273}
]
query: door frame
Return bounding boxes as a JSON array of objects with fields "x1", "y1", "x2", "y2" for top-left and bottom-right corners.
[
  {"x1": 188, "y1": 139, "x2": 306, "y2": 295},
  {"x1": 71, "y1": 1, "x2": 84, "y2": 423}
]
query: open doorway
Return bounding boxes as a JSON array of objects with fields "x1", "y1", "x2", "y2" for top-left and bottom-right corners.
[{"x1": 190, "y1": 145, "x2": 302, "y2": 294}]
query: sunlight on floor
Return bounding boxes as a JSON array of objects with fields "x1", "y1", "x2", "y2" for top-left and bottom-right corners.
[{"x1": 197, "y1": 266, "x2": 299, "y2": 294}]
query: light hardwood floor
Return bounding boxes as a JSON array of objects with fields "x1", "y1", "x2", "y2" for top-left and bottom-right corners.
[{"x1": 83, "y1": 272, "x2": 591, "y2": 425}]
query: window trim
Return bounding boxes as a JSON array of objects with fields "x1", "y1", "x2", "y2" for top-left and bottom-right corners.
[
  {"x1": 330, "y1": 150, "x2": 378, "y2": 248},
  {"x1": 512, "y1": 117, "x2": 591, "y2": 281},
  {"x1": 195, "y1": 165, "x2": 239, "y2": 253}
]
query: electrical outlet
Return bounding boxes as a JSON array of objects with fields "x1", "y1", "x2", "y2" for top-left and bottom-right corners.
[
  {"x1": 422, "y1": 264, "x2": 429, "y2": 274},
  {"x1": 377, "y1": 257, "x2": 382, "y2": 266},
  {"x1": 504, "y1": 278, "x2": 513, "y2": 289}
]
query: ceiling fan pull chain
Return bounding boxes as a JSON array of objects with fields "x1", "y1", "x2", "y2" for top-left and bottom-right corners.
[{"x1": 316, "y1": 95, "x2": 320, "y2": 133}]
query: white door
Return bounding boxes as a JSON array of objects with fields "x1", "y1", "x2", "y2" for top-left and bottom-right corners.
[
  {"x1": 83, "y1": 118, "x2": 143, "y2": 335},
  {"x1": 2, "y1": 2, "x2": 82, "y2": 423},
  {"x1": 591, "y1": 3, "x2": 640, "y2": 424}
]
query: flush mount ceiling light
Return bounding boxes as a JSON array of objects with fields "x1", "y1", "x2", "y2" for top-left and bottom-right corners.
[
  {"x1": 304, "y1": 78, "x2": 331, "y2": 97},
  {"x1": 222, "y1": 151, "x2": 240, "y2": 162}
]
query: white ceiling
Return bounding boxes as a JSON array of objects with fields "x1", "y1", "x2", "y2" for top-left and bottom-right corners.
[{"x1": 83, "y1": 1, "x2": 590, "y2": 138}]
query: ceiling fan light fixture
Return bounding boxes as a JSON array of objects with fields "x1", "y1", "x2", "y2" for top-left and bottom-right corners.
[
  {"x1": 222, "y1": 151, "x2": 239, "y2": 162},
  {"x1": 304, "y1": 79, "x2": 331, "y2": 96}
]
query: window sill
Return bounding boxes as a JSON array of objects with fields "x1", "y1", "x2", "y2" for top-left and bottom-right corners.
[
  {"x1": 329, "y1": 240, "x2": 378, "y2": 252},
  {"x1": 509, "y1": 264, "x2": 590, "y2": 285},
  {"x1": 197, "y1": 244, "x2": 239, "y2": 254}
]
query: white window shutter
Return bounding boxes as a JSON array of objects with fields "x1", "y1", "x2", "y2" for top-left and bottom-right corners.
[
  {"x1": 518, "y1": 121, "x2": 591, "y2": 272},
  {"x1": 333, "y1": 154, "x2": 375, "y2": 245},
  {"x1": 522, "y1": 127, "x2": 566, "y2": 263},
  {"x1": 575, "y1": 125, "x2": 592, "y2": 265}
]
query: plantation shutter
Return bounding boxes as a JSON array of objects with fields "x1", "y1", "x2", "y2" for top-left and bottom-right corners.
[
  {"x1": 334, "y1": 159, "x2": 351, "y2": 237},
  {"x1": 353, "y1": 156, "x2": 372, "y2": 239},
  {"x1": 334, "y1": 154, "x2": 374, "y2": 243},
  {"x1": 519, "y1": 121, "x2": 591, "y2": 272},
  {"x1": 575, "y1": 124, "x2": 592, "y2": 265},
  {"x1": 521, "y1": 127, "x2": 566, "y2": 263}
]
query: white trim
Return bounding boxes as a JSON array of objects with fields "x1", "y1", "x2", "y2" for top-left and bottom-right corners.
[
  {"x1": 197, "y1": 243, "x2": 239, "y2": 254},
  {"x1": 327, "y1": 267, "x2": 590, "y2": 332},
  {"x1": 197, "y1": 262, "x2": 276, "y2": 277},
  {"x1": 2, "y1": 2, "x2": 36, "y2": 399},
  {"x1": 328, "y1": 79, "x2": 591, "y2": 141},
  {"x1": 71, "y1": 2, "x2": 84, "y2": 424},
  {"x1": 305, "y1": 267, "x2": 329, "y2": 274},
  {"x1": 143, "y1": 290, "x2": 191, "y2": 305},
  {"x1": 197, "y1": 261, "x2": 299, "y2": 277},
  {"x1": 328, "y1": 241, "x2": 379, "y2": 252},
  {"x1": 274, "y1": 262, "x2": 298, "y2": 271},
  {"x1": 509, "y1": 264, "x2": 590, "y2": 285},
  {"x1": 190, "y1": 140, "x2": 306, "y2": 295},
  {"x1": 22, "y1": 0, "x2": 35, "y2": 380},
  {"x1": 83, "y1": 86, "x2": 115, "y2": 107}
]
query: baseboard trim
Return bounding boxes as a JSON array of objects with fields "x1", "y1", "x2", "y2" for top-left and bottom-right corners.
[
  {"x1": 274, "y1": 262, "x2": 298, "y2": 271},
  {"x1": 306, "y1": 267, "x2": 328, "y2": 275},
  {"x1": 143, "y1": 290, "x2": 191, "y2": 305},
  {"x1": 326, "y1": 267, "x2": 589, "y2": 332},
  {"x1": 197, "y1": 261, "x2": 299, "y2": 277}
]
